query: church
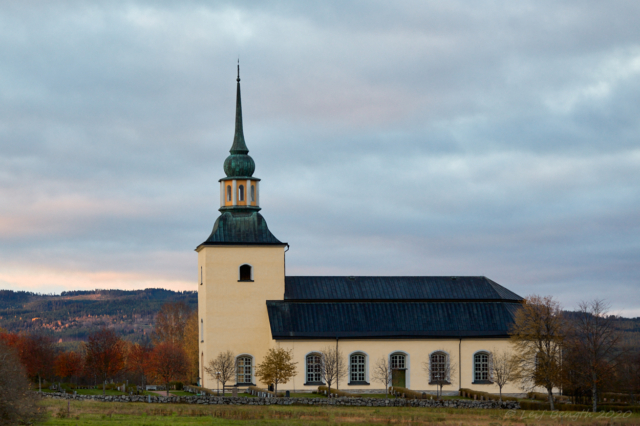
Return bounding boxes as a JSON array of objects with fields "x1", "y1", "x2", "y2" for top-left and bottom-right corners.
[{"x1": 197, "y1": 69, "x2": 524, "y2": 395}]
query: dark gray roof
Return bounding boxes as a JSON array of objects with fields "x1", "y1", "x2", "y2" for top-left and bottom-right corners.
[
  {"x1": 266, "y1": 301, "x2": 521, "y2": 339},
  {"x1": 198, "y1": 211, "x2": 284, "y2": 247},
  {"x1": 284, "y1": 276, "x2": 522, "y2": 301}
]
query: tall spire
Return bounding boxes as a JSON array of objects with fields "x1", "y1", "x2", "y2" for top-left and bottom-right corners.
[{"x1": 230, "y1": 61, "x2": 249, "y2": 155}]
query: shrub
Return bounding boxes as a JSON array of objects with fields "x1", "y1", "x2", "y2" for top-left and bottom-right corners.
[
  {"x1": 389, "y1": 386, "x2": 430, "y2": 399},
  {"x1": 459, "y1": 388, "x2": 518, "y2": 402},
  {"x1": 526, "y1": 391, "x2": 570, "y2": 402}
]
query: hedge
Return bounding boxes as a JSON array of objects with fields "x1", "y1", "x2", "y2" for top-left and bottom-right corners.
[
  {"x1": 389, "y1": 386, "x2": 432, "y2": 399},
  {"x1": 459, "y1": 388, "x2": 518, "y2": 402},
  {"x1": 527, "y1": 391, "x2": 570, "y2": 403}
]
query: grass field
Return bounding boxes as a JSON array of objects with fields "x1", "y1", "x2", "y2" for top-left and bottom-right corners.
[{"x1": 40, "y1": 398, "x2": 640, "y2": 425}]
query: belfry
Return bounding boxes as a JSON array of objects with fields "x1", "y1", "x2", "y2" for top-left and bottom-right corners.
[{"x1": 197, "y1": 68, "x2": 527, "y2": 396}]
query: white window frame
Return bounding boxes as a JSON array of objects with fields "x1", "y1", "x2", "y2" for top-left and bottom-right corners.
[
  {"x1": 349, "y1": 351, "x2": 368, "y2": 384},
  {"x1": 305, "y1": 352, "x2": 323, "y2": 384},
  {"x1": 236, "y1": 355, "x2": 254, "y2": 385}
]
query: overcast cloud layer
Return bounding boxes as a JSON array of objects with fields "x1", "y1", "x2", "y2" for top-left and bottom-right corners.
[{"x1": 1, "y1": 1, "x2": 638, "y2": 315}]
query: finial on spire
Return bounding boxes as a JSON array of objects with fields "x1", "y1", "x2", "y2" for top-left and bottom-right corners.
[{"x1": 237, "y1": 58, "x2": 240, "y2": 82}]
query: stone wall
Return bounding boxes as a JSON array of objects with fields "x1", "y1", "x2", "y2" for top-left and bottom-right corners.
[{"x1": 40, "y1": 392, "x2": 519, "y2": 409}]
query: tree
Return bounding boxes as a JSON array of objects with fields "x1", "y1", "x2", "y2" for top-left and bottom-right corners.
[
  {"x1": 183, "y1": 311, "x2": 199, "y2": 385},
  {"x1": 148, "y1": 342, "x2": 188, "y2": 396},
  {"x1": 569, "y1": 299, "x2": 623, "y2": 412},
  {"x1": 510, "y1": 295, "x2": 565, "y2": 410},
  {"x1": 255, "y1": 347, "x2": 297, "y2": 396},
  {"x1": 127, "y1": 342, "x2": 153, "y2": 390},
  {"x1": 16, "y1": 333, "x2": 56, "y2": 391},
  {"x1": 423, "y1": 351, "x2": 457, "y2": 399},
  {"x1": 0, "y1": 341, "x2": 44, "y2": 425},
  {"x1": 319, "y1": 346, "x2": 347, "y2": 396},
  {"x1": 55, "y1": 351, "x2": 84, "y2": 385},
  {"x1": 372, "y1": 357, "x2": 392, "y2": 397},
  {"x1": 152, "y1": 301, "x2": 192, "y2": 346},
  {"x1": 84, "y1": 328, "x2": 126, "y2": 395},
  {"x1": 204, "y1": 350, "x2": 235, "y2": 395},
  {"x1": 490, "y1": 348, "x2": 516, "y2": 403}
]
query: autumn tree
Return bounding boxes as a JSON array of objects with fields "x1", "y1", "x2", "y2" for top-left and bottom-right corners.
[
  {"x1": 205, "y1": 350, "x2": 236, "y2": 395},
  {"x1": 255, "y1": 348, "x2": 297, "y2": 396},
  {"x1": 55, "y1": 351, "x2": 84, "y2": 385},
  {"x1": 319, "y1": 346, "x2": 347, "y2": 395},
  {"x1": 569, "y1": 299, "x2": 623, "y2": 412},
  {"x1": 16, "y1": 333, "x2": 56, "y2": 391},
  {"x1": 152, "y1": 301, "x2": 192, "y2": 346},
  {"x1": 127, "y1": 342, "x2": 153, "y2": 389},
  {"x1": 148, "y1": 342, "x2": 188, "y2": 396},
  {"x1": 84, "y1": 328, "x2": 126, "y2": 395},
  {"x1": 183, "y1": 311, "x2": 199, "y2": 385},
  {"x1": 0, "y1": 342, "x2": 44, "y2": 425},
  {"x1": 490, "y1": 348, "x2": 516, "y2": 403},
  {"x1": 372, "y1": 357, "x2": 392, "y2": 397},
  {"x1": 510, "y1": 295, "x2": 565, "y2": 410}
]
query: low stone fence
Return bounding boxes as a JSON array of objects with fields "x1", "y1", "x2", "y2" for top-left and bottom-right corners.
[{"x1": 40, "y1": 392, "x2": 519, "y2": 409}]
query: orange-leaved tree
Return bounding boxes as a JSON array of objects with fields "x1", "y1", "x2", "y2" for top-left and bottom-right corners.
[
  {"x1": 84, "y1": 328, "x2": 126, "y2": 395},
  {"x1": 149, "y1": 342, "x2": 188, "y2": 396},
  {"x1": 16, "y1": 334, "x2": 56, "y2": 391},
  {"x1": 55, "y1": 351, "x2": 84, "y2": 385},
  {"x1": 127, "y1": 342, "x2": 154, "y2": 390}
]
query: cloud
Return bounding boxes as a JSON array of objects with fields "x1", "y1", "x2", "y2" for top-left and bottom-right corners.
[{"x1": 0, "y1": 1, "x2": 638, "y2": 314}]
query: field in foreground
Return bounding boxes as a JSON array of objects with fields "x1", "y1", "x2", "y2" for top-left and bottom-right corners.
[{"x1": 40, "y1": 399, "x2": 640, "y2": 426}]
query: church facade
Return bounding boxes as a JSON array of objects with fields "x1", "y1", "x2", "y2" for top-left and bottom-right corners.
[{"x1": 197, "y1": 71, "x2": 524, "y2": 395}]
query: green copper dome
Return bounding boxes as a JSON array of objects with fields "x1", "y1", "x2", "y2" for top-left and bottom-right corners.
[
  {"x1": 224, "y1": 154, "x2": 255, "y2": 177},
  {"x1": 223, "y1": 68, "x2": 255, "y2": 177}
]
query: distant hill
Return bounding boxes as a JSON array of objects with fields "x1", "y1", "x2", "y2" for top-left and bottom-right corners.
[
  {"x1": 1, "y1": 289, "x2": 638, "y2": 351},
  {"x1": 0, "y1": 289, "x2": 197, "y2": 345}
]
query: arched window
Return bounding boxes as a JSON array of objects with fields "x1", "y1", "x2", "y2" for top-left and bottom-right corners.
[
  {"x1": 239, "y1": 264, "x2": 252, "y2": 281},
  {"x1": 430, "y1": 352, "x2": 448, "y2": 383},
  {"x1": 390, "y1": 353, "x2": 406, "y2": 370},
  {"x1": 474, "y1": 352, "x2": 490, "y2": 382},
  {"x1": 349, "y1": 353, "x2": 366, "y2": 383},
  {"x1": 200, "y1": 319, "x2": 204, "y2": 342},
  {"x1": 251, "y1": 185, "x2": 255, "y2": 202},
  {"x1": 237, "y1": 356, "x2": 252, "y2": 384},
  {"x1": 238, "y1": 185, "x2": 244, "y2": 201},
  {"x1": 226, "y1": 185, "x2": 231, "y2": 202},
  {"x1": 306, "y1": 353, "x2": 322, "y2": 384}
]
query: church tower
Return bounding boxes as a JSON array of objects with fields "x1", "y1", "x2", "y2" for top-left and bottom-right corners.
[{"x1": 197, "y1": 67, "x2": 287, "y2": 389}]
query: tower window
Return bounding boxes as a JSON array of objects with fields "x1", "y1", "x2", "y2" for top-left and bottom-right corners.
[
  {"x1": 200, "y1": 318, "x2": 204, "y2": 342},
  {"x1": 236, "y1": 356, "x2": 253, "y2": 384},
  {"x1": 239, "y1": 264, "x2": 252, "y2": 281},
  {"x1": 238, "y1": 185, "x2": 244, "y2": 201},
  {"x1": 251, "y1": 185, "x2": 255, "y2": 202},
  {"x1": 226, "y1": 185, "x2": 231, "y2": 202}
]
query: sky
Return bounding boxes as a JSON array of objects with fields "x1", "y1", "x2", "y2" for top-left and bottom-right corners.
[{"x1": 0, "y1": 1, "x2": 639, "y2": 316}]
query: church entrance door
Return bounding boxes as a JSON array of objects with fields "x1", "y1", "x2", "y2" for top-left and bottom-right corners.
[{"x1": 391, "y1": 369, "x2": 406, "y2": 388}]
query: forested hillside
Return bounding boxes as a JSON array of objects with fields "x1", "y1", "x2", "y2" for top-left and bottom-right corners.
[
  {"x1": 0, "y1": 289, "x2": 197, "y2": 345},
  {"x1": 1, "y1": 288, "x2": 638, "y2": 350}
]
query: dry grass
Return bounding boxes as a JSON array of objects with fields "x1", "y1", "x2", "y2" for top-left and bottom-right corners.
[{"x1": 40, "y1": 398, "x2": 640, "y2": 425}]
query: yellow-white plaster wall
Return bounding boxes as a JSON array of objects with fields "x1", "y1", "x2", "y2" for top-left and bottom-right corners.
[
  {"x1": 276, "y1": 338, "x2": 525, "y2": 394},
  {"x1": 197, "y1": 245, "x2": 286, "y2": 389}
]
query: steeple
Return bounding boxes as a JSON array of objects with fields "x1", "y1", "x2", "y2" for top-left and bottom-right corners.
[
  {"x1": 197, "y1": 65, "x2": 283, "y2": 247},
  {"x1": 223, "y1": 63, "x2": 255, "y2": 178},
  {"x1": 229, "y1": 63, "x2": 249, "y2": 155}
]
